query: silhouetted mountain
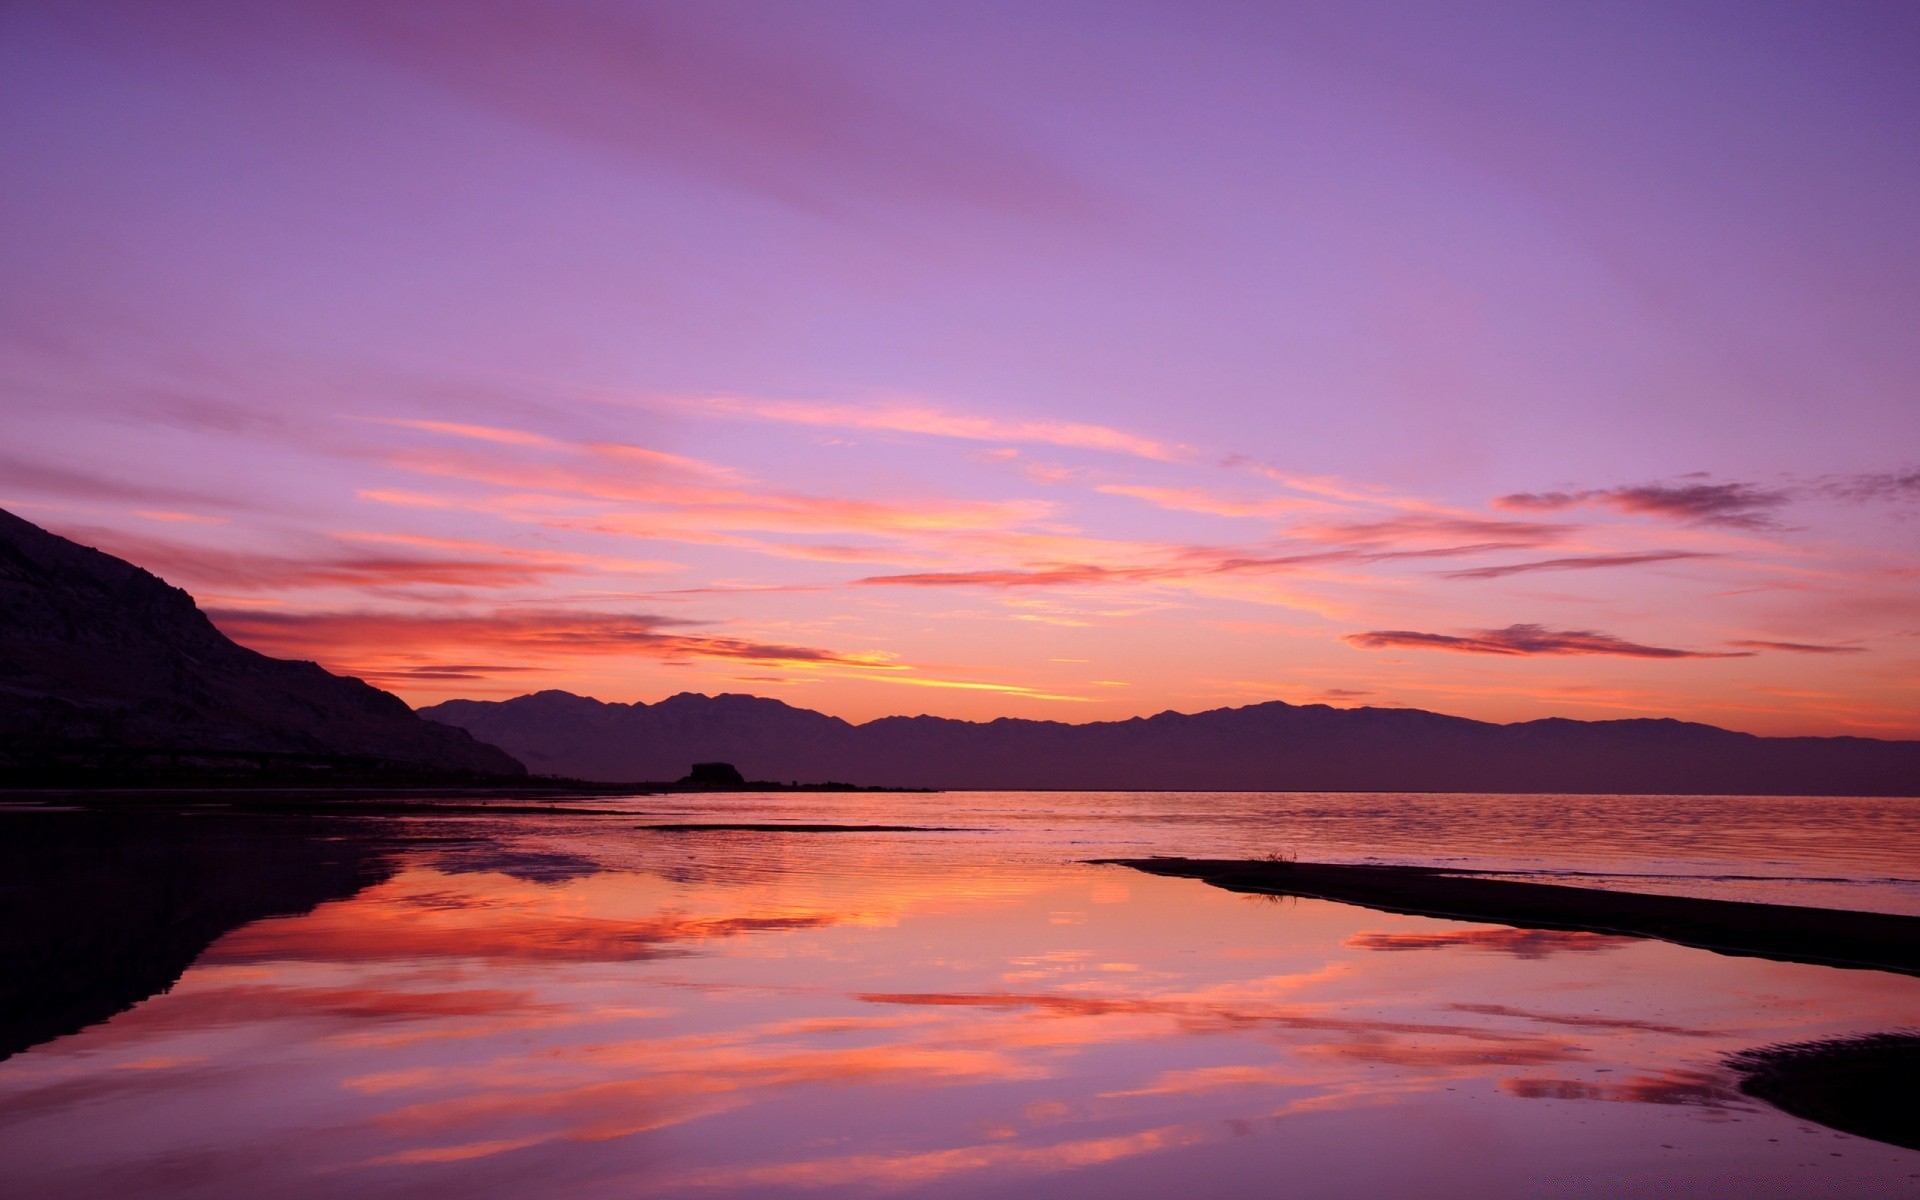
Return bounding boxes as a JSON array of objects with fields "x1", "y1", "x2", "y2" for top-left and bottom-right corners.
[
  {"x1": 422, "y1": 689, "x2": 1920, "y2": 795},
  {"x1": 0, "y1": 508, "x2": 523, "y2": 782}
]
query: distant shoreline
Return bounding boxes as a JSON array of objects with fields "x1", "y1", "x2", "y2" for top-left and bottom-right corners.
[{"x1": 1099, "y1": 856, "x2": 1920, "y2": 977}]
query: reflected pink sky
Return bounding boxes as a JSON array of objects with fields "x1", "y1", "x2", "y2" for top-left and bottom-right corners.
[
  {"x1": 2, "y1": 823, "x2": 1916, "y2": 1197},
  {"x1": 1, "y1": 2, "x2": 1917, "y2": 733}
]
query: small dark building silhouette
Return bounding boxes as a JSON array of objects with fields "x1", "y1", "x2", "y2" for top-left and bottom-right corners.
[{"x1": 679, "y1": 762, "x2": 745, "y2": 786}]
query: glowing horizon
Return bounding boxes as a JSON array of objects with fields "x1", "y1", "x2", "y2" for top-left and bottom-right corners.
[{"x1": 2, "y1": 3, "x2": 1915, "y2": 737}]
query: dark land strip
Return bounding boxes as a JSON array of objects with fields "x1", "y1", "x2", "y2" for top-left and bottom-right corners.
[
  {"x1": 1098, "y1": 857, "x2": 1920, "y2": 977},
  {"x1": 0, "y1": 787, "x2": 936, "y2": 819}
]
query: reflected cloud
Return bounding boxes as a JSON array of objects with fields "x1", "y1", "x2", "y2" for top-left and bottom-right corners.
[
  {"x1": 203, "y1": 872, "x2": 844, "y2": 968},
  {"x1": 5, "y1": 834, "x2": 1910, "y2": 1197},
  {"x1": 1347, "y1": 928, "x2": 1637, "y2": 959},
  {"x1": 667, "y1": 1121, "x2": 1220, "y2": 1191},
  {"x1": 1502, "y1": 1069, "x2": 1740, "y2": 1108}
]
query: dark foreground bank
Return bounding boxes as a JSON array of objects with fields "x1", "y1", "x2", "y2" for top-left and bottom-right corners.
[
  {"x1": 1728, "y1": 1033, "x2": 1920, "y2": 1152},
  {"x1": 1100, "y1": 857, "x2": 1920, "y2": 976}
]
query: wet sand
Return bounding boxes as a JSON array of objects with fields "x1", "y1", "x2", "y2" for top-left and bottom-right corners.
[{"x1": 1101, "y1": 857, "x2": 1920, "y2": 976}]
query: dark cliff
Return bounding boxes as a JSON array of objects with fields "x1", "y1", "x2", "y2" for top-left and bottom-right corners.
[{"x1": 0, "y1": 508, "x2": 523, "y2": 782}]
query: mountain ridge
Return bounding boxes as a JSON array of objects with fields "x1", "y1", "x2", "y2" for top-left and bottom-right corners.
[{"x1": 420, "y1": 689, "x2": 1920, "y2": 795}]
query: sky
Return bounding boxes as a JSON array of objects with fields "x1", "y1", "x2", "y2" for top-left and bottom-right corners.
[{"x1": 2, "y1": 0, "x2": 1916, "y2": 736}]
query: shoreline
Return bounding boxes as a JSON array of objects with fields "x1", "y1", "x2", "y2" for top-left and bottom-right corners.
[{"x1": 1099, "y1": 857, "x2": 1920, "y2": 977}]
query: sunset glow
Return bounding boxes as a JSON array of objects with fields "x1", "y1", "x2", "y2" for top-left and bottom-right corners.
[{"x1": 2, "y1": 2, "x2": 1915, "y2": 734}]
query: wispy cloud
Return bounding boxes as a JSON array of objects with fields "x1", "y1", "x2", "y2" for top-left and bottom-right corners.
[
  {"x1": 385, "y1": 443, "x2": 1047, "y2": 541},
  {"x1": 209, "y1": 608, "x2": 897, "y2": 671},
  {"x1": 1294, "y1": 514, "x2": 1574, "y2": 547},
  {"x1": 1095, "y1": 484, "x2": 1335, "y2": 518},
  {"x1": 0, "y1": 456, "x2": 246, "y2": 514},
  {"x1": 1495, "y1": 479, "x2": 1790, "y2": 529},
  {"x1": 208, "y1": 605, "x2": 1092, "y2": 702},
  {"x1": 366, "y1": 418, "x2": 561, "y2": 448},
  {"x1": 232, "y1": 1, "x2": 1096, "y2": 223},
  {"x1": 688, "y1": 396, "x2": 1188, "y2": 462},
  {"x1": 857, "y1": 565, "x2": 1161, "y2": 589},
  {"x1": 58, "y1": 526, "x2": 673, "y2": 594},
  {"x1": 1725, "y1": 639, "x2": 1866, "y2": 655},
  {"x1": 1342, "y1": 623, "x2": 1748, "y2": 659},
  {"x1": 1816, "y1": 467, "x2": 1920, "y2": 504},
  {"x1": 1442, "y1": 551, "x2": 1713, "y2": 580}
]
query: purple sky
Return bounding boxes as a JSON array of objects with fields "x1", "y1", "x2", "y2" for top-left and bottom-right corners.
[{"x1": 3, "y1": 1, "x2": 1916, "y2": 734}]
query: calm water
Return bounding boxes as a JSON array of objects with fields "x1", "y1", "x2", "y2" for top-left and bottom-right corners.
[{"x1": 2, "y1": 791, "x2": 1917, "y2": 1197}]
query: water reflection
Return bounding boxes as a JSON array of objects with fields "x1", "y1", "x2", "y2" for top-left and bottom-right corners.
[
  {"x1": 0, "y1": 811, "x2": 391, "y2": 1061},
  {"x1": 1345, "y1": 929, "x2": 1638, "y2": 958},
  {"x1": 1, "y1": 814, "x2": 1917, "y2": 1198}
]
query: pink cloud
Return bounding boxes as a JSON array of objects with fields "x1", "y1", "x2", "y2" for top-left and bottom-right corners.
[
  {"x1": 1442, "y1": 551, "x2": 1713, "y2": 580},
  {"x1": 1725, "y1": 639, "x2": 1866, "y2": 655},
  {"x1": 313, "y1": 1, "x2": 1095, "y2": 222},
  {"x1": 690, "y1": 396, "x2": 1188, "y2": 462},
  {"x1": 1293, "y1": 513, "x2": 1575, "y2": 547},
  {"x1": 52, "y1": 526, "x2": 671, "y2": 594}
]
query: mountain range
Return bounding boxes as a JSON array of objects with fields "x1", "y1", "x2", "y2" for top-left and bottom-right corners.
[
  {"x1": 5, "y1": 504, "x2": 1915, "y2": 795},
  {"x1": 0, "y1": 508, "x2": 522, "y2": 782},
  {"x1": 422, "y1": 689, "x2": 1920, "y2": 795}
]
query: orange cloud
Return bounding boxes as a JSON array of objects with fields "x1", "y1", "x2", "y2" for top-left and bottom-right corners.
[
  {"x1": 207, "y1": 608, "x2": 898, "y2": 676},
  {"x1": 209, "y1": 897, "x2": 842, "y2": 968}
]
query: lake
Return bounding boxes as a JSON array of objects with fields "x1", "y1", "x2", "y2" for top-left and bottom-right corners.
[{"x1": 2, "y1": 791, "x2": 1916, "y2": 1197}]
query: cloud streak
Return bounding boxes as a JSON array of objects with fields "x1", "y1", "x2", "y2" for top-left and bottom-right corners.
[
  {"x1": 1342, "y1": 623, "x2": 1749, "y2": 659},
  {"x1": 56, "y1": 526, "x2": 673, "y2": 595},
  {"x1": 1817, "y1": 468, "x2": 1920, "y2": 504},
  {"x1": 209, "y1": 608, "x2": 896, "y2": 672},
  {"x1": 1442, "y1": 551, "x2": 1713, "y2": 580},
  {"x1": 1496, "y1": 480, "x2": 1790, "y2": 529},
  {"x1": 1726, "y1": 639, "x2": 1866, "y2": 655},
  {"x1": 690, "y1": 396, "x2": 1188, "y2": 462}
]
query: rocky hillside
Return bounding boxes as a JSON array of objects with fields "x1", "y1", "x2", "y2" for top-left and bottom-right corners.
[{"x1": 0, "y1": 508, "x2": 523, "y2": 781}]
